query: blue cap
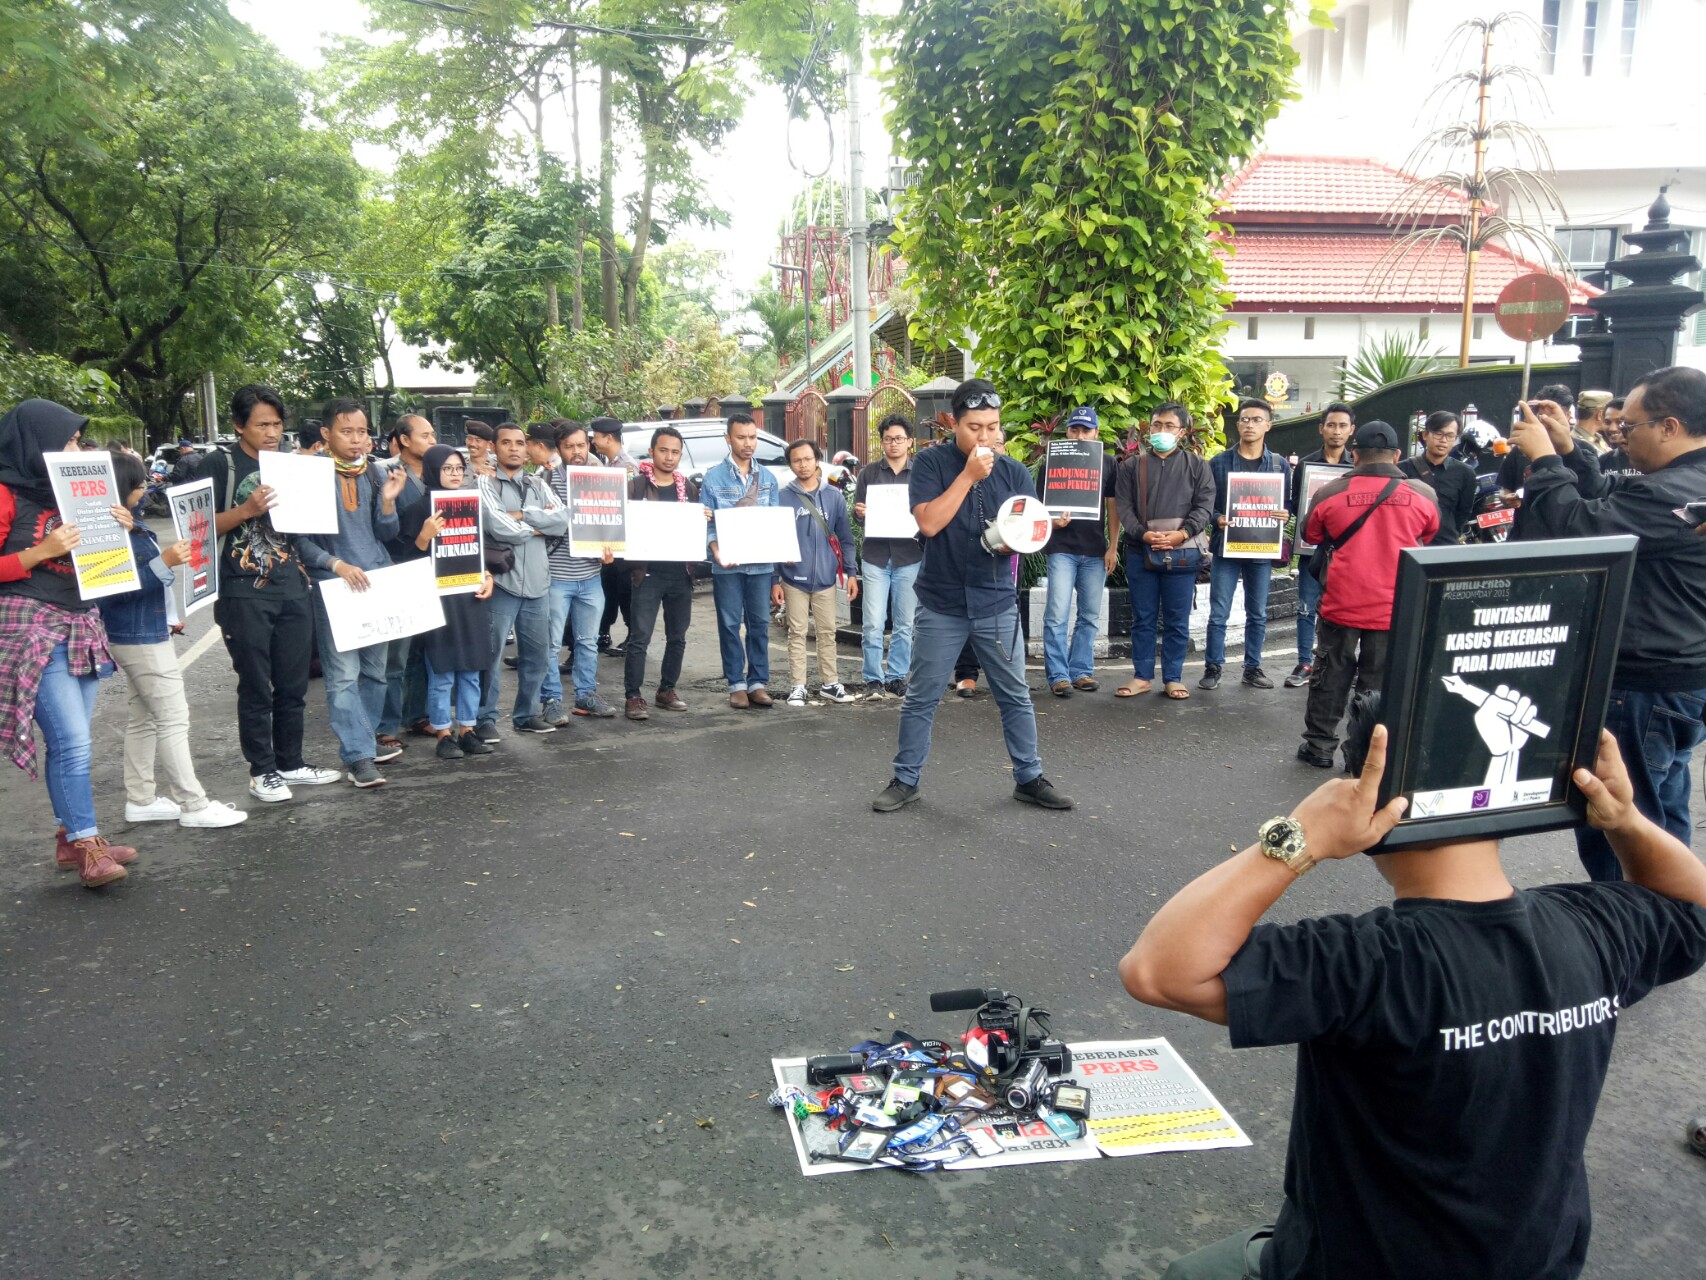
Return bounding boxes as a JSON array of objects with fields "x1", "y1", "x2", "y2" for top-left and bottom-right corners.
[{"x1": 1065, "y1": 406, "x2": 1099, "y2": 430}]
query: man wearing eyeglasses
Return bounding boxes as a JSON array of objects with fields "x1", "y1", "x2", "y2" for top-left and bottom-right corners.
[
  {"x1": 1511, "y1": 366, "x2": 1706, "y2": 884},
  {"x1": 1203, "y1": 400, "x2": 1291, "y2": 692},
  {"x1": 872, "y1": 378, "x2": 1073, "y2": 813}
]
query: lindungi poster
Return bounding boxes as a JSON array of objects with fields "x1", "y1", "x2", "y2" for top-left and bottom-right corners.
[{"x1": 1042, "y1": 440, "x2": 1105, "y2": 519}]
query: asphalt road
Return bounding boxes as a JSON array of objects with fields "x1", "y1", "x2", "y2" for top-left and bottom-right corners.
[{"x1": 3, "y1": 594, "x2": 1703, "y2": 1279}]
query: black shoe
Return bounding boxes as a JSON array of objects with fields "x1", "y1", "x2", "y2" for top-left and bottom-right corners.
[
  {"x1": 887, "y1": 679, "x2": 908, "y2": 698},
  {"x1": 597, "y1": 635, "x2": 613, "y2": 654},
  {"x1": 347, "y1": 758, "x2": 386, "y2": 788},
  {"x1": 1243, "y1": 667, "x2": 1274, "y2": 689},
  {"x1": 602, "y1": 641, "x2": 627, "y2": 658},
  {"x1": 458, "y1": 730, "x2": 494, "y2": 756},
  {"x1": 872, "y1": 778, "x2": 921, "y2": 812},
  {"x1": 1283, "y1": 663, "x2": 1312, "y2": 689},
  {"x1": 1013, "y1": 776, "x2": 1074, "y2": 809},
  {"x1": 1296, "y1": 743, "x2": 1334, "y2": 768},
  {"x1": 503, "y1": 654, "x2": 519, "y2": 669},
  {"x1": 1198, "y1": 665, "x2": 1222, "y2": 690},
  {"x1": 436, "y1": 734, "x2": 464, "y2": 761},
  {"x1": 514, "y1": 715, "x2": 558, "y2": 735},
  {"x1": 474, "y1": 721, "x2": 501, "y2": 744}
]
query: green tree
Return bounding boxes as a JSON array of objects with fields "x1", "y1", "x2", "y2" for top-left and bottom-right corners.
[
  {"x1": 885, "y1": 0, "x2": 1324, "y2": 435},
  {"x1": 0, "y1": 25, "x2": 362, "y2": 435},
  {"x1": 742, "y1": 288, "x2": 808, "y2": 363}
]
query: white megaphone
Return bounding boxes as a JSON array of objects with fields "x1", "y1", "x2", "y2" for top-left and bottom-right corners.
[{"x1": 979, "y1": 495, "x2": 1053, "y2": 556}]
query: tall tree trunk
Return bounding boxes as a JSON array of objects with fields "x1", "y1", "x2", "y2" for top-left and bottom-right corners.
[
  {"x1": 571, "y1": 234, "x2": 585, "y2": 330},
  {"x1": 568, "y1": 33, "x2": 582, "y2": 178},
  {"x1": 598, "y1": 63, "x2": 618, "y2": 334},
  {"x1": 544, "y1": 280, "x2": 563, "y2": 392},
  {"x1": 621, "y1": 132, "x2": 659, "y2": 328}
]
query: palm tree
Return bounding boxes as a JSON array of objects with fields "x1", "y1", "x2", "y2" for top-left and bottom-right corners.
[
  {"x1": 1338, "y1": 331, "x2": 1448, "y2": 401},
  {"x1": 742, "y1": 290, "x2": 807, "y2": 364}
]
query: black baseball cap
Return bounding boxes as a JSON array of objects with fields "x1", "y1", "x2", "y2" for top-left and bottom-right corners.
[{"x1": 1353, "y1": 420, "x2": 1400, "y2": 450}]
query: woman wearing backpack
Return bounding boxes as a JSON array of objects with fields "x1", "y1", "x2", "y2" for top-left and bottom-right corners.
[
  {"x1": 98, "y1": 449, "x2": 248, "y2": 830},
  {"x1": 0, "y1": 400, "x2": 137, "y2": 887}
]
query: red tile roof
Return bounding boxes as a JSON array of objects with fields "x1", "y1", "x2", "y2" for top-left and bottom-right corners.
[
  {"x1": 1220, "y1": 230, "x2": 1598, "y2": 311},
  {"x1": 1218, "y1": 154, "x2": 1477, "y2": 227}
]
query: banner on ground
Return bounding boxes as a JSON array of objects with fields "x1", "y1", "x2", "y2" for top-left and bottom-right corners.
[
  {"x1": 42, "y1": 450, "x2": 141, "y2": 601},
  {"x1": 625, "y1": 500, "x2": 709, "y2": 561},
  {"x1": 565, "y1": 466, "x2": 626, "y2": 557},
  {"x1": 429, "y1": 490, "x2": 484, "y2": 594},
  {"x1": 1376, "y1": 535, "x2": 1636, "y2": 848},
  {"x1": 317, "y1": 557, "x2": 446, "y2": 653},
  {"x1": 1042, "y1": 440, "x2": 1105, "y2": 519},
  {"x1": 1222, "y1": 472, "x2": 1287, "y2": 559},
  {"x1": 165, "y1": 477, "x2": 219, "y2": 616},
  {"x1": 770, "y1": 1037, "x2": 1248, "y2": 1178},
  {"x1": 1296, "y1": 463, "x2": 1350, "y2": 554}
]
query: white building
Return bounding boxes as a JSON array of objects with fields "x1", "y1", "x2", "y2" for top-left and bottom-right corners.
[{"x1": 1234, "y1": 0, "x2": 1706, "y2": 390}]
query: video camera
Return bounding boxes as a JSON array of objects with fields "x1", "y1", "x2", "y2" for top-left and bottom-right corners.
[{"x1": 929, "y1": 987, "x2": 1071, "y2": 1080}]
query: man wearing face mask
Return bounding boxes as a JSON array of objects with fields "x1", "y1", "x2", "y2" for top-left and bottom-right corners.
[
  {"x1": 1115, "y1": 404, "x2": 1215, "y2": 700},
  {"x1": 872, "y1": 378, "x2": 1073, "y2": 813}
]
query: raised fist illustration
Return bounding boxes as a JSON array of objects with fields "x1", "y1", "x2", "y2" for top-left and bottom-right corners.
[{"x1": 1442, "y1": 675, "x2": 1550, "y2": 787}]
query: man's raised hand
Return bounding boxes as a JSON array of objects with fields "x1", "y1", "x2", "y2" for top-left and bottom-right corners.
[{"x1": 1288, "y1": 724, "x2": 1409, "y2": 861}]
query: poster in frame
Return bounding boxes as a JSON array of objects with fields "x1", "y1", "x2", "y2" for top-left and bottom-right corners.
[
  {"x1": 1374, "y1": 535, "x2": 1636, "y2": 850},
  {"x1": 1295, "y1": 462, "x2": 1350, "y2": 554}
]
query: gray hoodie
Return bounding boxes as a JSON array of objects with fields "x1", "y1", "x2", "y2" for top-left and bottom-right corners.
[{"x1": 478, "y1": 466, "x2": 568, "y2": 599}]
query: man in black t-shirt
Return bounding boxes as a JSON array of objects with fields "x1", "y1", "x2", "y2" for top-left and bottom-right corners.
[
  {"x1": 1122, "y1": 708, "x2": 1706, "y2": 1280},
  {"x1": 1038, "y1": 405, "x2": 1118, "y2": 697},
  {"x1": 198, "y1": 386, "x2": 342, "y2": 803}
]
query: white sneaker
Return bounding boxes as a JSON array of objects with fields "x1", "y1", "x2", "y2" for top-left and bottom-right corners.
[
  {"x1": 179, "y1": 800, "x2": 248, "y2": 829},
  {"x1": 249, "y1": 771, "x2": 292, "y2": 803},
  {"x1": 820, "y1": 682, "x2": 856, "y2": 704},
  {"x1": 278, "y1": 764, "x2": 340, "y2": 786},
  {"x1": 787, "y1": 684, "x2": 809, "y2": 707},
  {"x1": 124, "y1": 796, "x2": 182, "y2": 823}
]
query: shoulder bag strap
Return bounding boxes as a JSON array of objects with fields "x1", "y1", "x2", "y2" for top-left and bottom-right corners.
[
  {"x1": 1321, "y1": 478, "x2": 1401, "y2": 553},
  {"x1": 1137, "y1": 451, "x2": 1150, "y2": 526}
]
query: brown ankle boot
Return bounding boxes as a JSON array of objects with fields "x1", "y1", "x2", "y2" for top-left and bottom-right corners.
[
  {"x1": 57, "y1": 829, "x2": 137, "y2": 872},
  {"x1": 74, "y1": 837, "x2": 131, "y2": 888}
]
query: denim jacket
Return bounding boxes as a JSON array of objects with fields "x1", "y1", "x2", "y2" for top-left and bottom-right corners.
[
  {"x1": 97, "y1": 520, "x2": 176, "y2": 646},
  {"x1": 700, "y1": 457, "x2": 781, "y2": 575}
]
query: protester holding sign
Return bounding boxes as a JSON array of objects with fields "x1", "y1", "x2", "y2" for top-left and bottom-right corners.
[
  {"x1": 0, "y1": 399, "x2": 136, "y2": 886},
  {"x1": 294, "y1": 399, "x2": 407, "y2": 789},
  {"x1": 775, "y1": 439, "x2": 858, "y2": 706},
  {"x1": 853, "y1": 414, "x2": 921, "y2": 699},
  {"x1": 1288, "y1": 402, "x2": 1355, "y2": 689},
  {"x1": 1297, "y1": 421, "x2": 1438, "y2": 768},
  {"x1": 544, "y1": 426, "x2": 617, "y2": 723},
  {"x1": 197, "y1": 385, "x2": 341, "y2": 804},
  {"x1": 378, "y1": 414, "x2": 436, "y2": 749},
  {"x1": 1204, "y1": 401, "x2": 1291, "y2": 692},
  {"x1": 703, "y1": 412, "x2": 782, "y2": 709},
  {"x1": 623, "y1": 425, "x2": 700, "y2": 720},
  {"x1": 415, "y1": 446, "x2": 497, "y2": 761},
  {"x1": 96, "y1": 450, "x2": 246, "y2": 830},
  {"x1": 1114, "y1": 404, "x2": 1215, "y2": 701},
  {"x1": 1039, "y1": 406, "x2": 1119, "y2": 698},
  {"x1": 1511, "y1": 368, "x2": 1706, "y2": 882},
  {"x1": 1124, "y1": 714, "x2": 1706, "y2": 1280}
]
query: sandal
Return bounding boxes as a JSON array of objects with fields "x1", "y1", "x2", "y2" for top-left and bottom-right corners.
[
  {"x1": 1115, "y1": 679, "x2": 1152, "y2": 698},
  {"x1": 1163, "y1": 682, "x2": 1191, "y2": 700}
]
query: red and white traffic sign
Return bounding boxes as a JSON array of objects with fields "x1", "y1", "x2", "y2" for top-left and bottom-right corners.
[{"x1": 1494, "y1": 273, "x2": 1573, "y2": 344}]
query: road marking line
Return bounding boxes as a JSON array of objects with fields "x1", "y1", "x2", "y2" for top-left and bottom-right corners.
[{"x1": 178, "y1": 624, "x2": 223, "y2": 673}]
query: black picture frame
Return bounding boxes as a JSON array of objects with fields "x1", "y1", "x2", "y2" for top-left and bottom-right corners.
[{"x1": 1375, "y1": 535, "x2": 1637, "y2": 849}]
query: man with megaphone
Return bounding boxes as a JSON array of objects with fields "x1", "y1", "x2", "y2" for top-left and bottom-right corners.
[{"x1": 872, "y1": 378, "x2": 1074, "y2": 814}]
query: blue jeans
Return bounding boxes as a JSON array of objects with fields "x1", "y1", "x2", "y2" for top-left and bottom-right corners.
[
  {"x1": 1295, "y1": 565, "x2": 1323, "y2": 667},
  {"x1": 1127, "y1": 555, "x2": 1197, "y2": 683},
  {"x1": 540, "y1": 576, "x2": 605, "y2": 704},
  {"x1": 860, "y1": 559, "x2": 920, "y2": 684},
  {"x1": 711, "y1": 571, "x2": 772, "y2": 691},
  {"x1": 892, "y1": 603, "x2": 1042, "y2": 788},
  {"x1": 480, "y1": 587, "x2": 551, "y2": 727},
  {"x1": 378, "y1": 636, "x2": 427, "y2": 737},
  {"x1": 1206, "y1": 556, "x2": 1272, "y2": 670},
  {"x1": 1576, "y1": 686, "x2": 1706, "y2": 881},
  {"x1": 311, "y1": 597, "x2": 390, "y2": 766},
  {"x1": 424, "y1": 653, "x2": 481, "y2": 730},
  {"x1": 35, "y1": 640, "x2": 104, "y2": 840},
  {"x1": 1042, "y1": 552, "x2": 1106, "y2": 684}
]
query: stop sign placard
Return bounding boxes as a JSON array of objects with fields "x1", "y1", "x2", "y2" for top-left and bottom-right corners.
[{"x1": 1495, "y1": 273, "x2": 1573, "y2": 343}]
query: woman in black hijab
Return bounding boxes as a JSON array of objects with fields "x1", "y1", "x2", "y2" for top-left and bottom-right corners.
[
  {"x1": 413, "y1": 444, "x2": 496, "y2": 760},
  {"x1": 0, "y1": 399, "x2": 138, "y2": 886}
]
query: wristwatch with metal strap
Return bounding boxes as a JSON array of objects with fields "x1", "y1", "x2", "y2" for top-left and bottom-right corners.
[{"x1": 1258, "y1": 816, "x2": 1314, "y2": 877}]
